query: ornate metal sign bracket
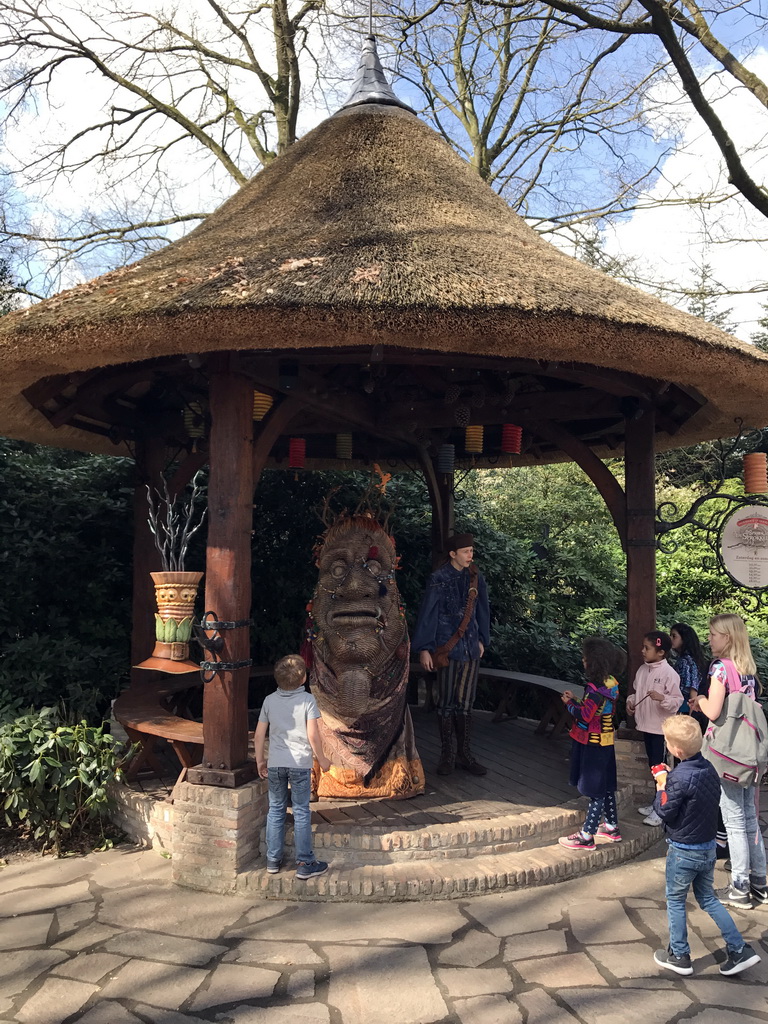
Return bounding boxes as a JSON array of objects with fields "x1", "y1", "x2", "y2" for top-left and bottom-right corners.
[{"x1": 655, "y1": 421, "x2": 768, "y2": 612}]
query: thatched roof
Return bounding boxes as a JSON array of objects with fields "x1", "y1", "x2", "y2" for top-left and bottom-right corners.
[{"x1": 1, "y1": 89, "x2": 767, "y2": 455}]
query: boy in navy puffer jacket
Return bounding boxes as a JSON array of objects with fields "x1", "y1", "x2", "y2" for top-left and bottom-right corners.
[{"x1": 652, "y1": 715, "x2": 761, "y2": 977}]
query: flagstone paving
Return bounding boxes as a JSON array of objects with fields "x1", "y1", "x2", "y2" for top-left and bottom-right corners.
[{"x1": 0, "y1": 836, "x2": 767, "y2": 1023}]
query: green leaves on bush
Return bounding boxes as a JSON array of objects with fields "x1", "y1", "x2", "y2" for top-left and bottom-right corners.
[
  {"x1": 0, "y1": 706, "x2": 125, "y2": 854},
  {"x1": 0, "y1": 439, "x2": 134, "y2": 720}
]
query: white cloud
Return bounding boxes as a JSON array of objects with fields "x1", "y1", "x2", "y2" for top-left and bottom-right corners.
[{"x1": 602, "y1": 50, "x2": 768, "y2": 341}]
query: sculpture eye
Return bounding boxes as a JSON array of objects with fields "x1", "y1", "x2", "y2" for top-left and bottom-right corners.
[
  {"x1": 330, "y1": 561, "x2": 347, "y2": 579},
  {"x1": 367, "y1": 560, "x2": 382, "y2": 575}
]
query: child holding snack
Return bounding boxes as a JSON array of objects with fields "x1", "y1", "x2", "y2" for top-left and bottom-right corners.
[{"x1": 652, "y1": 715, "x2": 761, "y2": 977}]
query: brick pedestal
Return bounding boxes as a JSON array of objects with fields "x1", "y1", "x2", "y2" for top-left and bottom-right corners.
[{"x1": 171, "y1": 778, "x2": 269, "y2": 893}]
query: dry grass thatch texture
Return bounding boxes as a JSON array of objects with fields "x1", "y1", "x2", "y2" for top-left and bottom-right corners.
[{"x1": 0, "y1": 102, "x2": 767, "y2": 455}]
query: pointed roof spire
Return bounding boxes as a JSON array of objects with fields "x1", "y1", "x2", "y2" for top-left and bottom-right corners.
[{"x1": 340, "y1": 35, "x2": 414, "y2": 113}]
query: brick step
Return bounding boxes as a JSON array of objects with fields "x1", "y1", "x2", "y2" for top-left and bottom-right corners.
[
  {"x1": 262, "y1": 776, "x2": 652, "y2": 862},
  {"x1": 237, "y1": 815, "x2": 662, "y2": 901}
]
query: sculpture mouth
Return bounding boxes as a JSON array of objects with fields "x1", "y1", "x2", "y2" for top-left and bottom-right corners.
[{"x1": 330, "y1": 607, "x2": 381, "y2": 627}]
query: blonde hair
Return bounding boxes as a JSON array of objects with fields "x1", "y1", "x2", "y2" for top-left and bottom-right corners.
[
  {"x1": 709, "y1": 614, "x2": 757, "y2": 677},
  {"x1": 274, "y1": 654, "x2": 307, "y2": 690},
  {"x1": 662, "y1": 715, "x2": 703, "y2": 758}
]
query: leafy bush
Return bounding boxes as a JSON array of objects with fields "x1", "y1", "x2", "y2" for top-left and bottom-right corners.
[
  {"x1": 0, "y1": 440, "x2": 134, "y2": 720},
  {"x1": 0, "y1": 706, "x2": 125, "y2": 854}
]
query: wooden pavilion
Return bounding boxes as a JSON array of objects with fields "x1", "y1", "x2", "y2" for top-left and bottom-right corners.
[{"x1": 2, "y1": 37, "x2": 768, "y2": 808}]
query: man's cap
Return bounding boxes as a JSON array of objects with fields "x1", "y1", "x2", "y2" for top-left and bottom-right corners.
[{"x1": 446, "y1": 533, "x2": 474, "y2": 552}]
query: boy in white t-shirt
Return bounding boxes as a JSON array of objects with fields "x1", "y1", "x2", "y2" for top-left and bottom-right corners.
[{"x1": 254, "y1": 654, "x2": 331, "y2": 879}]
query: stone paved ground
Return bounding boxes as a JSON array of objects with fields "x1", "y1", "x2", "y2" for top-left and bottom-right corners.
[{"x1": 1, "y1": 838, "x2": 767, "y2": 1024}]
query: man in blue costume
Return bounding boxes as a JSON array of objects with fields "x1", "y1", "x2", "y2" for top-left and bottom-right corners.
[{"x1": 412, "y1": 533, "x2": 491, "y2": 776}]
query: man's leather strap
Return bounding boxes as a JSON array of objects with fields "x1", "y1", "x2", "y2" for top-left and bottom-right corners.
[{"x1": 433, "y1": 563, "x2": 479, "y2": 670}]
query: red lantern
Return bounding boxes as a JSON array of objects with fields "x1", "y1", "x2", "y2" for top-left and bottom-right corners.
[
  {"x1": 288, "y1": 437, "x2": 306, "y2": 469},
  {"x1": 501, "y1": 424, "x2": 522, "y2": 454}
]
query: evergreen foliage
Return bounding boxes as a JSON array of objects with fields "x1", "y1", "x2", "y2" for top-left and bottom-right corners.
[
  {"x1": 0, "y1": 704, "x2": 124, "y2": 853},
  {"x1": 2, "y1": 441, "x2": 767, "y2": 723},
  {"x1": 0, "y1": 439, "x2": 134, "y2": 718}
]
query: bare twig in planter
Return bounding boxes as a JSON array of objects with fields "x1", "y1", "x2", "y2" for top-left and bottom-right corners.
[{"x1": 146, "y1": 471, "x2": 207, "y2": 571}]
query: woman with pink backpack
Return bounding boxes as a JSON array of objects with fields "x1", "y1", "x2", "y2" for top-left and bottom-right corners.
[{"x1": 691, "y1": 614, "x2": 768, "y2": 910}]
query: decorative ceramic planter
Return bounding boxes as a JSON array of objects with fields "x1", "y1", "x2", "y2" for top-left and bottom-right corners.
[{"x1": 135, "y1": 571, "x2": 203, "y2": 673}]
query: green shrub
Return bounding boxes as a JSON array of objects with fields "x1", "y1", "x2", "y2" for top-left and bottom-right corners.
[
  {"x1": 0, "y1": 440, "x2": 133, "y2": 720},
  {"x1": 0, "y1": 706, "x2": 125, "y2": 854}
]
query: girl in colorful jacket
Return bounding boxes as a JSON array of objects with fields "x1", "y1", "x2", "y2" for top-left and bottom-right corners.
[{"x1": 558, "y1": 637, "x2": 625, "y2": 851}]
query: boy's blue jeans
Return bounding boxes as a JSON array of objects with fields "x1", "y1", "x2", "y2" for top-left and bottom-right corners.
[
  {"x1": 665, "y1": 843, "x2": 744, "y2": 957},
  {"x1": 266, "y1": 767, "x2": 314, "y2": 865}
]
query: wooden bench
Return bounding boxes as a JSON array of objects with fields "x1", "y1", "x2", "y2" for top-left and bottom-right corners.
[
  {"x1": 113, "y1": 676, "x2": 204, "y2": 783},
  {"x1": 411, "y1": 664, "x2": 584, "y2": 738}
]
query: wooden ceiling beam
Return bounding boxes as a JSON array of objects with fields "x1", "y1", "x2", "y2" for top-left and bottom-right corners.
[{"x1": 383, "y1": 390, "x2": 622, "y2": 429}]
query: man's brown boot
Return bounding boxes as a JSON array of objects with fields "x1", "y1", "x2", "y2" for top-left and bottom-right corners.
[
  {"x1": 455, "y1": 711, "x2": 487, "y2": 776},
  {"x1": 436, "y1": 714, "x2": 455, "y2": 775}
]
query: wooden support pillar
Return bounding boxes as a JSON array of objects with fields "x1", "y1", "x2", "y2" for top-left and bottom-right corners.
[
  {"x1": 420, "y1": 451, "x2": 454, "y2": 569},
  {"x1": 190, "y1": 358, "x2": 255, "y2": 787},
  {"x1": 625, "y1": 404, "x2": 657, "y2": 684},
  {"x1": 130, "y1": 435, "x2": 166, "y2": 688}
]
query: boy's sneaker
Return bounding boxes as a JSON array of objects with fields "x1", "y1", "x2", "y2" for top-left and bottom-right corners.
[
  {"x1": 749, "y1": 884, "x2": 768, "y2": 905},
  {"x1": 716, "y1": 884, "x2": 752, "y2": 909},
  {"x1": 558, "y1": 832, "x2": 595, "y2": 851},
  {"x1": 295, "y1": 860, "x2": 329, "y2": 880},
  {"x1": 653, "y1": 947, "x2": 693, "y2": 976},
  {"x1": 266, "y1": 860, "x2": 281, "y2": 874},
  {"x1": 643, "y1": 811, "x2": 663, "y2": 826},
  {"x1": 596, "y1": 824, "x2": 622, "y2": 843},
  {"x1": 719, "y1": 943, "x2": 761, "y2": 975},
  {"x1": 637, "y1": 805, "x2": 654, "y2": 817}
]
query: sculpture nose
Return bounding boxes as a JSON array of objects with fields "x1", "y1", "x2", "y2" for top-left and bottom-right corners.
[{"x1": 339, "y1": 565, "x2": 374, "y2": 597}]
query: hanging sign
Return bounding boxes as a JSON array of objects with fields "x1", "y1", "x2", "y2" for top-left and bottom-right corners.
[{"x1": 720, "y1": 505, "x2": 768, "y2": 588}]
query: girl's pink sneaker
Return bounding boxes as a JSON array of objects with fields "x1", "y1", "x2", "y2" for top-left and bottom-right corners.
[
  {"x1": 596, "y1": 824, "x2": 623, "y2": 843},
  {"x1": 558, "y1": 832, "x2": 596, "y2": 851}
]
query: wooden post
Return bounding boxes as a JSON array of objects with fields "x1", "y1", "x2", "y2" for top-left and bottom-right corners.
[
  {"x1": 435, "y1": 470, "x2": 455, "y2": 568},
  {"x1": 625, "y1": 404, "x2": 657, "y2": 685},
  {"x1": 130, "y1": 435, "x2": 166, "y2": 687},
  {"x1": 189, "y1": 357, "x2": 255, "y2": 787},
  {"x1": 420, "y1": 451, "x2": 454, "y2": 569}
]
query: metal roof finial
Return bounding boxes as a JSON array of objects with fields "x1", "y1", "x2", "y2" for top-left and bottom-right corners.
[{"x1": 339, "y1": 11, "x2": 415, "y2": 114}]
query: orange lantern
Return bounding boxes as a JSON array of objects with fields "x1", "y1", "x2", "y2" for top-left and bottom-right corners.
[
  {"x1": 252, "y1": 391, "x2": 273, "y2": 421},
  {"x1": 465, "y1": 425, "x2": 484, "y2": 454},
  {"x1": 744, "y1": 452, "x2": 768, "y2": 495}
]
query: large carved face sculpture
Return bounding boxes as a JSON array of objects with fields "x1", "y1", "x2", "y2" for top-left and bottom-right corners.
[{"x1": 313, "y1": 517, "x2": 405, "y2": 671}]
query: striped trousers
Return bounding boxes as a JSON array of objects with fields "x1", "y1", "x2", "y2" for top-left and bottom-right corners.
[{"x1": 435, "y1": 659, "x2": 480, "y2": 716}]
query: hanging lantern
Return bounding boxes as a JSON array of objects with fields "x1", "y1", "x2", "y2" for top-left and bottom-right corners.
[
  {"x1": 183, "y1": 401, "x2": 205, "y2": 439},
  {"x1": 288, "y1": 437, "x2": 306, "y2": 469},
  {"x1": 465, "y1": 425, "x2": 484, "y2": 454},
  {"x1": 252, "y1": 391, "x2": 273, "y2": 421},
  {"x1": 335, "y1": 433, "x2": 353, "y2": 460},
  {"x1": 437, "y1": 443, "x2": 455, "y2": 474},
  {"x1": 501, "y1": 423, "x2": 523, "y2": 455},
  {"x1": 744, "y1": 452, "x2": 768, "y2": 495}
]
